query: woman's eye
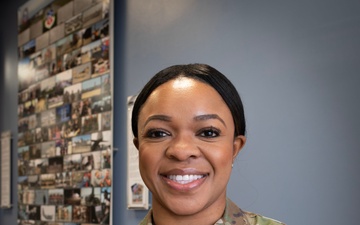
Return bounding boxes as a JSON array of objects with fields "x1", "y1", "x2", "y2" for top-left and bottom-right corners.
[
  {"x1": 145, "y1": 129, "x2": 169, "y2": 138},
  {"x1": 198, "y1": 128, "x2": 220, "y2": 138}
]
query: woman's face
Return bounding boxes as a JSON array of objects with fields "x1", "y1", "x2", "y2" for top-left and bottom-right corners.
[{"x1": 135, "y1": 77, "x2": 245, "y2": 217}]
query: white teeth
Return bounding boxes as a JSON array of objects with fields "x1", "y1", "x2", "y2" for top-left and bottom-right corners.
[{"x1": 167, "y1": 174, "x2": 204, "y2": 184}]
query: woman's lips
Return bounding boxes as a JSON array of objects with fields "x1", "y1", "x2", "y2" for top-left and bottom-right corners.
[{"x1": 160, "y1": 169, "x2": 208, "y2": 191}]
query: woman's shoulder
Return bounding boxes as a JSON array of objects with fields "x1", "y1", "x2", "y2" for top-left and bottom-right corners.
[{"x1": 243, "y1": 211, "x2": 286, "y2": 225}]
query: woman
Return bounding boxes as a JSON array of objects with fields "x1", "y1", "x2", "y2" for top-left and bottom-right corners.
[{"x1": 132, "y1": 64, "x2": 285, "y2": 225}]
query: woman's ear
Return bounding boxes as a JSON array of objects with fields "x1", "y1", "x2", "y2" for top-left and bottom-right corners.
[
  {"x1": 232, "y1": 135, "x2": 246, "y2": 161},
  {"x1": 133, "y1": 138, "x2": 139, "y2": 150}
]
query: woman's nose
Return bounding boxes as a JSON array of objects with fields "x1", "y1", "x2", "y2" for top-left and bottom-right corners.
[{"x1": 165, "y1": 133, "x2": 201, "y2": 161}]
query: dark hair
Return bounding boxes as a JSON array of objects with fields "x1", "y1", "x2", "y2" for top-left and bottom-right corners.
[{"x1": 131, "y1": 63, "x2": 246, "y2": 137}]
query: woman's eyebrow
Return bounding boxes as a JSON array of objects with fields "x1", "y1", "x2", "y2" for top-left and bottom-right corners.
[
  {"x1": 143, "y1": 114, "x2": 172, "y2": 127},
  {"x1": 193, "y1": 114, "x2": 226, "y2": 127}
]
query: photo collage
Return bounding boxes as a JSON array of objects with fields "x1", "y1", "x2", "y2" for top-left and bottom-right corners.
[{"x1": 17, "y1": 0, "x2": 112, "y2": 224}]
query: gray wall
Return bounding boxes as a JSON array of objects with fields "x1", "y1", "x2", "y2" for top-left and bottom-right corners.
[{"x1": 1, "y1": 0, "x2": 360, "y2": 225}]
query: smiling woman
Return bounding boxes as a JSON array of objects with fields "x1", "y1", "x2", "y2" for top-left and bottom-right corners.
[{"x1": 131, "y1": 64, "x2": 285, "y2": 225}]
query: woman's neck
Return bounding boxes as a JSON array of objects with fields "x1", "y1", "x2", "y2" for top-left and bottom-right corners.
[{"x1": 151, "y1": 197, "x2": 226, "y2": 225}]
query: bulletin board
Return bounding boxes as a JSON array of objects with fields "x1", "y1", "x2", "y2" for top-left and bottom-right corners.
[{"x1": 17, "y1": 0, "x2": 113, "y2": 224}]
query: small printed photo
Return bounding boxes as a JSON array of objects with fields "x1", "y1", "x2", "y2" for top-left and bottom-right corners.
[
  {"x1": 42, "y1": 44, "x2": 56, "y2": 65},
  {"x1": 25, "y1": 130, "x2": 36, "y2": 146},
  {"x1": 20, "y1": 39, "x2": 36, "y2": 58},
  {"x1": 131, "y1": 183, "x2": 144, "y2": 204},
  {"x1": 35, "y1": 63, "x2": 50, "y2": 82},
  {"x1": 91, "y1": 18, "x2": 109, "y2": 42},
  {"x1": 29, "y1": 144, "x2": 42, "y2": 159},
  {"x1": 28, "y1": 205, "x2": 41, "y2": 221},
  {"x1": 28, "y1": 175, "x2": 40, "y2": 189},
  {"x1": 35, "y1": 189, "x2": 49, "y2": 205},
  {"x1": 23, "y1": 189, "x2": 35, "y2": 204},
  {"x1": 41, "y1": 108, "x2": 56, "y2": 127},
  {"x1": 72, "y1": 134, "x2": 92, "y2": 153},
  {"x1": 47, "y1": 70, "x2": 72, "y2": 109},
  {"x1": 18, "y1": 116, "x2": 30, "y2": 133},
  {"x1": 65, "y1": 13, "x2": 83, "y2": 35},
  {"x1": 41, "y1": 205, "x2": 56, "y2": 221},
  {"x1": 40, "y1": 173, "x2": 56, "y2": 189},
  {"x1": 81, "y1": 187, "x2": 101, "y2": 206},
  {"x1": 101, "y1": 187, "x2": 111, "y2": 205},
  {"x1": 63, "y1": 48, "x2": 81, "y2": 71},
  {"x1": 91, "y1": 169, "x2": 111, "y2": 187},
  {"x1": 30, "y1": 51, "x2": 43, "y2": 68},
  {"x1": 55, "y1": 138, "x2": 71, "y2": 156},
  {"x1": 41, "y1": 75, "x2": 56, "y2": 95},
  {"x1": 18, "y1": 104, "x2": 25, "y2": 118},
  {"x1": 91, "y1": 44, "x2": 109, "y2": 77},
  {"x1": 18, "y1": 146, "x2": 30, "y2": 161},
  {"x1": 81, "y1": 151, "x2": 101, "y2": 170},
  {"x1": 48, "y1": 189, "x2": 64, "y2": 205},
  {"x1": 90, "y1": 130, "x2": 111, "y2": 152},
  {"x1": 23, "y1": 99, "x2": 37, "y2": 117},
  {"x1": 64, "y1": 188, "x2": 81, "y2": 205},
  {"x1": 81, "y1": 39, "x2": 100, "y2": 65},
  {"x1": 18, "y1": 159, "x2": 30, "y2": 176},
  {"x1": 56, "y1": 34, "x2": 76, "y2": 57},
  {"x1": 56, "y1": 104, "x2": 71, "y2": 123},
  {"x1": 78, "y1": 98, "x2": 93, "y2": 117},
  {"x1": 29, "y1": 158, "x2": 48, "y2": 175},
  {"x1": 64, "y1": 154, "x2": 82, "y2": 171},
  {"x1": 72, "y1": 62, "x2": 91, "y2": 84},
  {"x1": 18, "y1": 57, "x2": 35, "y2": 92},
  {"x1": 72, "y1": 205, "x2": 88, "y2": 223},
  {"x1": 18, "y1": 204, "x2": 28, "y2": 220},
  {"x1": 41, "y1": 141, "x2": 56, "y2": 158},
  {"x1": 47, "y1": 156, "x2": 63, "y2": 174},
  {"x1": 81, "y1": 74, "x2": 101, "y2": 99},
  {"x1": 35, "y1": 97, "x2": 47, "y2": 113},
  {"x1": 82, "y1": 3, "x2": 104, "y2": 28},
  {"x1": 56, "y1": 205, "x2": 72, "y2": 221},
  {"x1": 82, "y1": 27, "x2": 92, "y2": 47},
  {"x1": 101, "y1": 149, "x2": 111, "y2": 169},
  {"x1": 91, "y1": 94, "x2": 111, "y2": 114},
  {"x1": 71, "y1": 170, "x2": 91, "y2": 188},
  {"x1": 39, "y1": 127, "x2": 51, "y2": 143},
  {"x1": 28, "y1": 114, "x2": 40, "y2": 130},
  {"x1": 18, "y1": 176, "x2": 28, "y2": 191},
  {"x1": 62, "y1": 119, "x2": 81, "y2": 138},
  {"x1": 81, "y1": 114, "x2": 100, "y2": 134},
  {"x1": 101, "y1": 111, "x2": 111, "y2": 131},
  {"x1": 55, "y1": 171, "x2": 72, "y2": 188},
  {"x1": 64, "y1": 83, "x2": 82, "y2": 104},
  {"x1": 101, "y1": 73, "x2": 111, "y2": 95}
]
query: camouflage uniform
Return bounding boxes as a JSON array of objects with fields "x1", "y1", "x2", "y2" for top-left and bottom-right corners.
[{"x1": 139, "y1": 198, "x2": 285, "y2": 225}]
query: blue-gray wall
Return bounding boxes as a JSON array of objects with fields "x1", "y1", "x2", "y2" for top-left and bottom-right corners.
[{"x1": 1, "y1": 1, "x2": 360, "y2": 225}]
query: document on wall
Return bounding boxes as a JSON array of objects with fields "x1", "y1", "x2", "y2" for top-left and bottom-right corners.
[
  {"x1": 126, "y1": 95, "x2": 149, "y2": 210},
  {"x1": 1, "y1": 131, "x2": 12, "y2": 208}
]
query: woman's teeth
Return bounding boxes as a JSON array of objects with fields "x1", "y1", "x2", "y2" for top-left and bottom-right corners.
[{"x1": 167, "y1": 175, "x2": 204, "y2": 184}]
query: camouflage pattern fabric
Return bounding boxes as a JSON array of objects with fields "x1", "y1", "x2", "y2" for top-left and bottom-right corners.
[{"x1": 139, "y1": 198, "x2": 285, "y2": 225}]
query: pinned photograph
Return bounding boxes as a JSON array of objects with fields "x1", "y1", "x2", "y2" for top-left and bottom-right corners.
[
  {"x1": 64, "y1": 188, "x2": 81, "y2": 205},
  {"x1": 72, "y1": 134, "x2": 92, "y2": 153},
  {"x1": 48, "y1": 189, "x2": 64, "y2": 205},
  {"x1": 47, "y1": 156, "x2": 64, "y2": 174},
  {"x1": 35, "y1": 189, "x2": 49, "y2": 205},
  {"x1": 40, "y1": 173, "x2": 56, "y2": 189},
  {"x1": 72, "y1": 62, "x2": 91, "y2": 84},
  {"x1": 56, "y1": 205, "x2": 73, "y2": 221},
  {"x1": 41, "y1": 205, "x2": 56, "y2": 221},
  {"x1": 64, "y1": 154, "x2": 82, "y2": 171},
  {"x1": 81, "y1": 187, "x2": 101, "y2": 206}
]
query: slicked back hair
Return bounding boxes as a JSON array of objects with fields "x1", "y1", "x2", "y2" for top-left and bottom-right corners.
[{"x1": 131, "y1": 63, "x2": 246, "y2": 138}]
